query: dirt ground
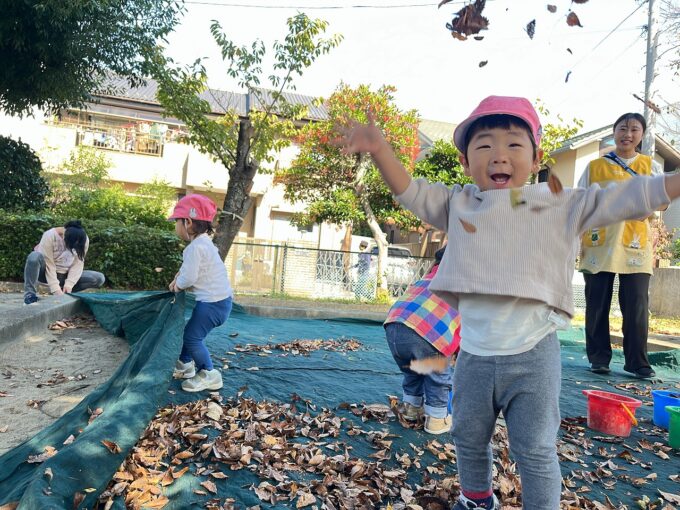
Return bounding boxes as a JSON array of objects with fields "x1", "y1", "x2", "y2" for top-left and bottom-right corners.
[{"x1": 0, "y1": 314, "x2": 128, "y2": 455}]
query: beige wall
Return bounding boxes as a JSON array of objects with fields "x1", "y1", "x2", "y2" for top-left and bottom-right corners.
[{"x1": 1, "y1": 110, "x2": 349, "y2": 249}]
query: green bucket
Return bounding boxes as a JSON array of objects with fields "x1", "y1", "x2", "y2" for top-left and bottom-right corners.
[{"x1": 666, "y1": 406, "x2": 680, "y2": 449}]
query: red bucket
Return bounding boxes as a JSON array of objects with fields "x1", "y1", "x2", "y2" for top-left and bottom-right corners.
[{"x1": 582, "y1": 390, "x2": 642, "y2": 437}]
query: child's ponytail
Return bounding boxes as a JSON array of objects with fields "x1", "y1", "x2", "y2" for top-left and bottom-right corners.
[{"x1": 64, "y1": 220, "x2": 87, "y2": 261}]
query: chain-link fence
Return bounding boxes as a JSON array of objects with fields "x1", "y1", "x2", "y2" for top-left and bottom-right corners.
[
  {"x1": 226, "y1": 240, "x2": 621, "y2": 310},
  {"x1": 226, "y1": 240, "x2": 434, "y2": 300}
]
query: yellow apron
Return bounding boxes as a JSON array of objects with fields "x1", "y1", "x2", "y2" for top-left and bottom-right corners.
[{"x1": 578, "y1": 154, "x2": 653, "y2": 275}]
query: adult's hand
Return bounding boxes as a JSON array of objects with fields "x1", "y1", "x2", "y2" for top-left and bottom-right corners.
[
  {"x1": 63, "y1": 285, "x2": 73, "y2": 294},
  {"x1": 53, "y1": 288, "x2": 64, "y2": 296}
]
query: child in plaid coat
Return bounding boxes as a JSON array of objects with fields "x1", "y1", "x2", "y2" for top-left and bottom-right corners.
[{"x1": 384, "y1": 247, "x2": 461, "y2": 434}]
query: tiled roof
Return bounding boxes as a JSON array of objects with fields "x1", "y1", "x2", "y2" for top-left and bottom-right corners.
[{"x1": 94, "y1": 76, "x2": 327, "y2": 121}]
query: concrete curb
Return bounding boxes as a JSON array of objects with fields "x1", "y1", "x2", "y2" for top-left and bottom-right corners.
[
  {"x1": 0, "y1": 295, "x2": 85, "y2": 345},
  {"x1": 236, "y1": 303, "x2": 386, "y2": 323},
  {"x1": 610, "y1": 332, "x2": 679, "y2": 352}
]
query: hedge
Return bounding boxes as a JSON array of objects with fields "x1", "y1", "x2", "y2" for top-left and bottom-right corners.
[{"x1": 0, "y1": 211, "x2": 184, "y2": 290}]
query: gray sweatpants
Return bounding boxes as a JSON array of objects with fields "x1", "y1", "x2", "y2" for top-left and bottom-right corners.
[
  {"x1": 23, "y1": 251, "x2": 105, "y2": 298},
  {"x1": 451, "y1": 333, "x2": 562, "y2": 510}
]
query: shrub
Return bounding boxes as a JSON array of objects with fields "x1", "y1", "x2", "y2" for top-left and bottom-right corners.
[
  {"x1": 0, "y1": 136, "x2": 49, "y2": 211},
  {"x1": 46, "y1": 146, "x2": 174, "y2": 230},
  {"x1": 0, "y1": 211, "x2": 184, "y2": 289},
  {"x1": 54, "y1": 185, "x2": 174, "y2": 230}
]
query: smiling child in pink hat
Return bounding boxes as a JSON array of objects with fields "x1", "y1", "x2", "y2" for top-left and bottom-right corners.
[{"x1": 337, "y1": 95, "x2": 679, "y2": 509}]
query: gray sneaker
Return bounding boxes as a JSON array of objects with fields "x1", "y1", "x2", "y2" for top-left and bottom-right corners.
[
  {"x1": 181, "y1": 369, "x2": 223, "y2": 392},
  {"x1": 173, "y1": 359, "x2": 196, "y2": 379},
  {"x1": 452, "y1": 494, "x2": 500, "y2": 509}
]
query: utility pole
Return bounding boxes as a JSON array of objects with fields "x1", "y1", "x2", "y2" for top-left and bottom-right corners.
[{"x1": 642, "y1": 0, "x2": 660, "y2": 156}]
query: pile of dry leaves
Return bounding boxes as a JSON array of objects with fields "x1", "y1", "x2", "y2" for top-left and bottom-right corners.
[
  {"x1": 232, "y1": 338, "x2": 363, "y2": 357},
  {"x1": 93, "y1": 389, "x2": 679, "y2": 510},
  {"x1": 47, "y1": 314, "x2": 99, "y2": 333}
]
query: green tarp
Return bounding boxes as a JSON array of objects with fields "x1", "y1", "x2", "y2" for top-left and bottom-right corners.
[{"x1": 0, "y1": 292, "x2": 678, "y2": 509}]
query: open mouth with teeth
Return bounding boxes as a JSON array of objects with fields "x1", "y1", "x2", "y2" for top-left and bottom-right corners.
[{"x1": 490, "y1": 173, "x2": 511, "y2": 185}]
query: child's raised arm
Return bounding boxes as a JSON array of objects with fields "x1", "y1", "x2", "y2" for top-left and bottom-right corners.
[
  {"x1": 337, "y1": 115, "x2": 412, "y2": 195},
  {"x1": 666, "y1": 173, "x2": 680, "y2": 201}
]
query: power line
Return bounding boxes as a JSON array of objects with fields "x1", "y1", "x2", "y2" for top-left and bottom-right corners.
[
  {"x1": 569, "y1": 0, "x2": 647, "y2": 71},
  {"x1": 184, "y1": 0, "x2": 444, "y2": 8}
]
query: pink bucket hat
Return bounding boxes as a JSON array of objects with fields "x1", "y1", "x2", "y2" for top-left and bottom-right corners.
[
  {"x1": 453, "y1": 96, "x2": 542, "y2": 152},
  {"x1": 168, "y1": 194, "x2": 217, "y2": 222}
]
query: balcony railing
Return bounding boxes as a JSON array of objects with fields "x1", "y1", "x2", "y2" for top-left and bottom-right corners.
[{"x1": 74, "y1": 126, "x2": 164, "y2": 157}]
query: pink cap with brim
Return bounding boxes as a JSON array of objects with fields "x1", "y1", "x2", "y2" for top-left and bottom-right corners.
[
  {"x1": 453, "y1": 96, "x2": 542, "y2": 152},
  {"x1": 168, "y1": 194, "x2": 217, "y2": 222}
]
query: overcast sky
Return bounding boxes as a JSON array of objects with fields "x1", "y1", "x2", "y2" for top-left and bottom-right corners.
[{"x1": 165, "y1": 0, "x2": 678, "y2": 132}]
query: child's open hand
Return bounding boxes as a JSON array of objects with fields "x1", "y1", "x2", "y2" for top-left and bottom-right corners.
[{"x1": 333, "y1": 113, "x2": 387, "y2": 156}]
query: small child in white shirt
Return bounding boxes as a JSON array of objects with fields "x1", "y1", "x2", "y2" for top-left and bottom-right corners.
[{"x1": 168, "y1": 194, "x2": 233, "y2": 392}]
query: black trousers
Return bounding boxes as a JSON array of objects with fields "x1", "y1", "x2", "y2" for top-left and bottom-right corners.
[{"x1": 583, "y1": 271, "x2": 651, "y2": 371}]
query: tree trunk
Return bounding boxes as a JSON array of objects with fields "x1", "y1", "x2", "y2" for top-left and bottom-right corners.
[
  {"x1": 213, "y1": 119, "x2": 259, "y2": 259},
  {"x1": 354, "y1": 156, "x2": 388, "y2": 291}
]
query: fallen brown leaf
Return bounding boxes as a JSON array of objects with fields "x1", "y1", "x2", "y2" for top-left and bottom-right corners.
[{"x1": 102, "y1": 440, "x2": 122, "y2": 454}]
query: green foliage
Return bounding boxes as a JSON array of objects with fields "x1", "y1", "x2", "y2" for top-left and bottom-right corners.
[
  {"x1": 46, "y1": 146, "x2": 174, "y2": 229},
  {"x1": 54, "y1": 185, "x2": 174, "y2": 230},
  {"x1": 275, "y1": 83, "x2": 420, "y2": 229},
  {"x1": 0, "y1": 0, "x2": 184, "y2": 116},
  {"x1": 673, "y1": 238, "x2": 680, "y2": 264},
  {"x1": 151, "y1": 13, "x2": 342, "y2": 169},
  {"x1": 0, "y1": 211, "x2": 183, "y2": 289},
  {"x1": 0, "y1": 136, "x2": 49, "y2": 211},
  {"x1": 413, "y1": 139, "x2": 472, "y2": 187},
  {"x1": 535, "y1": 100, "x2": 584, "y2": 167}
]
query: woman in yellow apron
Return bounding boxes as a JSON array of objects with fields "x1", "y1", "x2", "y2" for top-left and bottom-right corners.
[{"x1": 578, "y1": 113, "x2": 665, "y2": 379}]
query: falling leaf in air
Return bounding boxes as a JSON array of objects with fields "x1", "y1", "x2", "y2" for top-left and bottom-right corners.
[
  {"x1": 101, "y1": 440, "x2": 121, "y2": 454},
  {"x1": 566, "y1": 47, "x2": 573, "y2": 54},
  {"x1": 572, "y1": 0, "x2": 589, "y2": 3},
  {"x1": 44, "y1": 468, "x2": 53, "y2": 482},
  {"x1": 567, "y1": 12, "x2": 582, "y2": 27},
  {"x1": 510, "y1": 189, "x2": 527, "y2": 208},
  {"x1": 0, "y1": 425, "x2": 8, "y2": 433},
  {"x1": 154, "y1": 267, "x2": 163, "y2": 272},
  {"x1": 229, "y1": 332, "x2": 239, "y2": 338},
  {"x1": 565, "y1": 71, "x2": 572, "y2": 83},
  {"x1": 459, "y1": 218, "x2": 477, "y2": 233},
  {"x1": 547, "y1": 4, "x2": 557, "y2": 13},
  {"x1": 479, "y1": 60, "x2": 488, "y2": 68},
  {"x1": 473, "y1": 35, "x2": 484, "y2": 41},
  {"x1": 525, "y1": 19, "x2": 536, "y2": 39},
  {"x1": 437, "y1": 0, "x2": 454, "y2": 6},
  {"x1": 410, "y1": 356, "x2": 450, "y2": 374},
  {"x1": 548, "y1": 173, "x2": 564, "y2": 195},
  {"x1": 446, "y1": 0, "x2": 489, "y2": 40}
]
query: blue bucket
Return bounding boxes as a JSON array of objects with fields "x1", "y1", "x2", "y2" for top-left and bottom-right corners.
[{"x1": 652, "y1": 390, "x2": 680, "y2": 429}]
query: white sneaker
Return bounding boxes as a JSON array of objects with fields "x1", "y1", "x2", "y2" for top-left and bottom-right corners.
[
  {"x1": 181, "y1": 369, "x2": 223, "y2": 392},
  {"x1": 174, "y1": 360, "x2": 196, "y2": 379}
]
